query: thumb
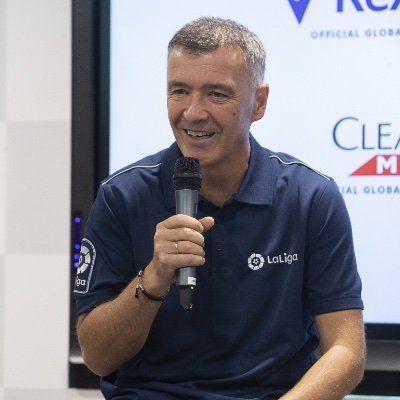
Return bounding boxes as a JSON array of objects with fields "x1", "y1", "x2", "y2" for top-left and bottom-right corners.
[{"x1": 199, "y1": 216, "x2": 215, "y2": 232}]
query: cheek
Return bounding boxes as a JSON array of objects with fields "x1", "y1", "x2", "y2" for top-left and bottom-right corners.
[
  {"x1": 237, "y1": 103, "x2": 255, "y2": 125},
  {"x1": 167, "y1": 104, "x2": 180, "y2": 125}
]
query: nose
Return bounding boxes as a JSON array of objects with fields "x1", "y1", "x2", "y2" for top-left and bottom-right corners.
[{"x1": 183, "y1": 93, "x2": 208, "y2": 122}]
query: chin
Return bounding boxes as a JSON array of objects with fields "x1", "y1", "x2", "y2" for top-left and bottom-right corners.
[{"x1": 177, "y1": 144, "x2": 214, "y2": 167}]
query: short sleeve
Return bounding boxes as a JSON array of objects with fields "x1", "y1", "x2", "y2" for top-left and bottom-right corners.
[
  {"x1": 73, "y1": 184, "x2": 136, "y2": 314},
  {"x1": 305, "y1": 179, "x2": 363, "y2": 315}
]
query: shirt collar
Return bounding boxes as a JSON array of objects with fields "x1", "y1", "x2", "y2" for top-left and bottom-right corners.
[
  {"x1": 233, "y1": 134, "x2": 273, "y2": 205},
  {"x1": 162, "y1": 134, "x2": 273, "y2": 209}
]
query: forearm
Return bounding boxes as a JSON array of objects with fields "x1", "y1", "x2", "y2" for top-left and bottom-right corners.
[
  {"x1": 77, "y1": 266, "x2": 169, "y2": 376},
  {"x1": 280, "y1": 309, "x2": 366, "y2": 400},
  {"x1": 280, "y1": 344, "x2": 365, "y2": 400}
]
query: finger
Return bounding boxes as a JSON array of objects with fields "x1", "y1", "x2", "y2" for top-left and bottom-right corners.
[
  {"x1": 162, "y1": 214, "x2": 205, "y2": 233},
  {"x1": 199, "y1": 216, "x2": 214, "y2": 232},
  {"x1": 155, "y1": 240, "x2": 205, "y2": 258},
  {"x1": 175, "y1": 240, "x2": 205, "y2": 256},
  {"x1": 156, "y1": 252, "x2": 205, "y2": 269},
  {"x1": 155, "y1": 226, "x2": 205, "y2": 247}
]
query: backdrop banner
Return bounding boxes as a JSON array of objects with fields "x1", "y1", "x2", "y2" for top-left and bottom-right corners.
[{"x1": 110, "y1": 0, "x2": 400, "y2": 324}]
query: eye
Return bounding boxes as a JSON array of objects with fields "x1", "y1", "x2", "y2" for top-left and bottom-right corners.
[
  {"x1": 210, "y1": 91, "x2": 225, "y2": 97},
  {"x1": 169, "y1": 88, "x2": 188, "y2": 96},
  {"x1": 209, "y1": 91, "x2": 228, "y2": 101}
]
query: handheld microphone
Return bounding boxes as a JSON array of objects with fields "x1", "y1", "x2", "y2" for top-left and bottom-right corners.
[{"x1": 173, "y1": 157, "x2": 202, "y2": 310}]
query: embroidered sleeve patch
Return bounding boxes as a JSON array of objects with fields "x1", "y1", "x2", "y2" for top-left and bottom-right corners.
[{"x1": 74, "y1": 238, "x2": 96, "y2": 294}]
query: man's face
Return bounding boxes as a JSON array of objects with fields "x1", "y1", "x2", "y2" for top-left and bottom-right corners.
[{"x1": 167, "y1": 46, "x2": 268, "y2": 172}]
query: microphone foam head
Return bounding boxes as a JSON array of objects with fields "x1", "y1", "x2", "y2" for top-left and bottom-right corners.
[{"x1": 173, "y1": 157, "x2": 202, "y2": 190}]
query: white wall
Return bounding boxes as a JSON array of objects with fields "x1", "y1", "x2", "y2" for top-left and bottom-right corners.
[{"x1": 0, "y1": 0, "x2": 71, "y2": 397}]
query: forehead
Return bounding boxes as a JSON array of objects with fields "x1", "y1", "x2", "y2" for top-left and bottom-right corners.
[
  {"x1": 167, "y1": 46, "x2": 249, "y2": 78},
  {"x1": 168, "y1": 45, "x2": 245, "y2": 61}
]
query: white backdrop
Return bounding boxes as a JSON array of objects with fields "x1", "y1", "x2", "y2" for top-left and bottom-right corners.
[{"x1": 110, "y1": 0, "x2": 400, "y2": 324}]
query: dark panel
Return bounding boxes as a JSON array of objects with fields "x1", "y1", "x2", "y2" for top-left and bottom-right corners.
[
  {"x1": 69, "y1": 362, "x2": 100, "y2": 389},
  {"x1": 353, "y1": 371, "x2": 400, "y2": 396},
  {"x1": 69, "y1": 0, "x2": 110, "y2": 388}
]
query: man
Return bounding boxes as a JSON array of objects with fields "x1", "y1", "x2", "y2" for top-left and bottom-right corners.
[{"x1": 74, "y1": 17, "x2": 365, "y2": 399}]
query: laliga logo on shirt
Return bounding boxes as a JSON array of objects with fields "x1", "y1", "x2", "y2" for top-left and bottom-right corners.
[
  {"x1": 333, "y1": 116, "x2": 400, "y2": 176},
  {"x1": 248, "y1": 253, "x2": 265, "y2": 270},
  {"x1": 248, "y1": 252, "x2": 299, "y2": 270},
  {"x1": 74, "y1": 238, "x2": 96, "y2": 294},
  {"x1": 288, "y1": 0, "x2": 399, "y2": 24}
]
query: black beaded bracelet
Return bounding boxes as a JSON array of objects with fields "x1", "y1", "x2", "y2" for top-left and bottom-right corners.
[{"x1": 134, "y1": 270, "x2": 170, "y2": 301}]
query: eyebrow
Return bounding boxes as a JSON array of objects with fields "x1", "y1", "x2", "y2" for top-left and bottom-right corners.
[
  {"x1": 167, "y1": 81, "x2": 235, "y2": 95},
  {"x1": 203, "y1": 83, "x2": 235, "y2": 95},
  {"x1": 167, "y1": 81, "x2": 189, "y2": 91}
]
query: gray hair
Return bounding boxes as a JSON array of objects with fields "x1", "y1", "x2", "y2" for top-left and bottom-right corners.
[{"x1": 168, "y1": 17, "x2": 266, "y2": 86}]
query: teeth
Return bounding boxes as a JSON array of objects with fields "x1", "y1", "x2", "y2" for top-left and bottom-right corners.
[{"x1": 186, "y1": 130, "x2": 215, "y2": 138}]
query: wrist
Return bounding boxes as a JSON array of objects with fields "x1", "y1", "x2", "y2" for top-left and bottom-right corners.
[{"x1": 134, "y1": 267, "x2": 171, "y2": 301}]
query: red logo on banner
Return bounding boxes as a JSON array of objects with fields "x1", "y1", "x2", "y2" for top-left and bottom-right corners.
[{"x1": 351, "y1": 155, "x2": 400, "y2": 176}]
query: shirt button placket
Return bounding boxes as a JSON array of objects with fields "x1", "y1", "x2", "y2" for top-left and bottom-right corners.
[
  {"x1": 216, "y1": 242, "x2": 224, "y2": 252},
  {"x1": 211, "y1": 217, "x2": 228, "y2": 273}
]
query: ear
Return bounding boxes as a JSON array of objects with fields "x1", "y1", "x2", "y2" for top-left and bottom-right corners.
[{"x1": 252, "y1": 84, "x2": 269, "y2": 122}]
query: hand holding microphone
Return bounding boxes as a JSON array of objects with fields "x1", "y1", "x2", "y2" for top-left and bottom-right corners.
[
  {"x1": 147, "y1": 157, "x2": 213, "y2": 309},
  {"x1": 173, "y1": 157, "x2": 203, "y2": 309}
]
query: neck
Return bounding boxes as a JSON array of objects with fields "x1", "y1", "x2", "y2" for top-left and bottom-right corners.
[{"x1": 200, "y1": 157, "x2": 249, "y2": 208}]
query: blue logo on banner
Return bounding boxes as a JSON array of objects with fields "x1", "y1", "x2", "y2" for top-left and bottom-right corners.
[
  {"x1": 337, "y1": 0, "x2": 400, "y2": 12},
  {"x1": 288, "y1": 0, "x2": 399, "y2": 24},
  {"x1": 288, "y1": 0, "x2": 311, "y2": 24}
]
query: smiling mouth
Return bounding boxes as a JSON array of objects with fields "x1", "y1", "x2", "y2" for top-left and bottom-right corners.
[{"x1": 185, "y1": 130, "x2": 216, "y2": 138}]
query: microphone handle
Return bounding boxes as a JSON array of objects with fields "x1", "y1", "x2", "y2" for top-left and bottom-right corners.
[{"x1": 175, "y1": 188, "x2": 199, "y2": 309}]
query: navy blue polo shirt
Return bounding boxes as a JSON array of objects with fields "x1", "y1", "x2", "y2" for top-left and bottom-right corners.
[{"x1": 74, "y1": 135, "x2": 363, "y2": 400}]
